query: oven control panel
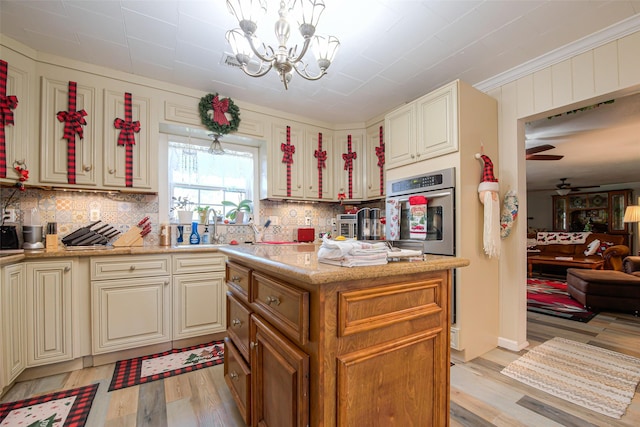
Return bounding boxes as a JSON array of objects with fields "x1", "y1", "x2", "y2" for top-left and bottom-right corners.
[{"x1": 387, "y1": 167, "x2": 455, "y2": 196}]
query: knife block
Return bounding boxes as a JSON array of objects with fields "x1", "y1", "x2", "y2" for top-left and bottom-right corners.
[{"x1": 113, "y1": 227, "x2": 143, "y2": 247}]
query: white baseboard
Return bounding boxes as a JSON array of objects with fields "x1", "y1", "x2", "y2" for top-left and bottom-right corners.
[{"x1": 498, "y1": 337, "x2": 529, "y2": 352}]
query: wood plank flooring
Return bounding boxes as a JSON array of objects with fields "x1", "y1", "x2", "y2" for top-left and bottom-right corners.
[{"x1": 2, "y1": 310, "x2": 639, "y2": 426}]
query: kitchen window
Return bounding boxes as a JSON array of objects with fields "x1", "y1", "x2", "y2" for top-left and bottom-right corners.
[{"x1": 168, "y1": 135, "x2": 256, "y2": 221}]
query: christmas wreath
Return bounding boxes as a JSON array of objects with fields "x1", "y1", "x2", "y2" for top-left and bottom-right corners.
[{"x1": 198, "y1": 93, "x2": 241, "y2": 135}]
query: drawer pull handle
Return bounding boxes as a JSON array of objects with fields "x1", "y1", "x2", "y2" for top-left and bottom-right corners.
[
  {"x1": 266, "y1": 296, "x2": 281, "y2": 306},
  {"x1": 229, "y1": 371, "x2": 238, "y2": 380},
  {"x1": 231, "y1": 275, "x2": 241, "y2": 282},
  {"x1": 129, "y1": 265, "x2": 136, "y2": 271},
  {"x1": 64, "y1": 266, "x2": 71, "y2": 272},
  {"x1": 232, "y1": 319, "x2": 242, "y2": 327},
  {"x1": 250, "y1": 341, "x2": 258, "y2": 352}
]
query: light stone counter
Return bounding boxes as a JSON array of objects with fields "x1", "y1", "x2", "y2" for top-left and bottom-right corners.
[{"x1": 219, "y1": 243, "x2": 469, "y2": 285}]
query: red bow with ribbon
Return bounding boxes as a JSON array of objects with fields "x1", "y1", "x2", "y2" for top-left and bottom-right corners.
[
  {"x1": 114, "y1": 92, "x2": 139, "y2": 187},
  {"x1": 314, "y1": 133, "x2": 326, "y2": 198},
  {"x1": 377, "y1": 125, "x2": 385, "y2": 196},
  {"x1": 342, "y1": 135, "x2": 357, "y2": 199},
  {"x1": 0, "y1": 60, "x2": 18, "y2": 178},
  {"x1": 211, "y1": 95, "x2": 230, "y2": 126},
  {"x1": 281, "y1": 142, "x2": 295, "y2": 164},
  {"x1": 56, "y1": 81, "x2": 86, "y2": 184}
]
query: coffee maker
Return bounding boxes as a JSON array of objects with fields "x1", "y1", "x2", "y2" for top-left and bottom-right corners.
[
  {"x1": 23, "y1": 225, "x2": 44, "y2": 249},
  {"x1": 356, "y1": 208, "x2": 370, "y2": 240}
]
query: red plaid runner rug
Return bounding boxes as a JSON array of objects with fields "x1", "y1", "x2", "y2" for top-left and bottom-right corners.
[{"x1": 108, "y1": 340, "x2": 224, "y2": 391}]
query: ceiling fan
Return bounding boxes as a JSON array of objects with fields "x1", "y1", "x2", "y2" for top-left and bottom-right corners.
[
  {"x1": 526, "y1": 144, "x2": 564, "y2": 161},
  {"x1": 555, "y1": 178, "x2": 600, "y2": 194}
]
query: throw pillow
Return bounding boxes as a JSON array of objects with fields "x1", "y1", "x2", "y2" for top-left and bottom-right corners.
[
  {"x1": 595, "y1": 241, "x2": 614, "y2": 257},
  {"x1": 584, "y1": 239, "x2": 600, "y2": 256}
]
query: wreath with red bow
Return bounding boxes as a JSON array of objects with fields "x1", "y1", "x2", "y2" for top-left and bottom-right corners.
[{"x1": 198, "y1": 93, "x2": 241, "y2": 135}]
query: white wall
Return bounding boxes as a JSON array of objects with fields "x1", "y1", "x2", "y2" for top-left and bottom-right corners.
[{"x1": 487, "y1": 30, "x2": 640, "y2": 351}]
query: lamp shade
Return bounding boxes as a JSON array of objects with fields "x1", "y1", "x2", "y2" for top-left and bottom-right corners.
[
  {"x1": 623, "y1": 205, "x2": 640, "y2": 223},
  {"x1": 555, "y1": 188, "x2": 571, "y2": 196}
]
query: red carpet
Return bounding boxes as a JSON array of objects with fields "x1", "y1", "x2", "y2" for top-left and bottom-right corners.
[
  {"x1": 527, "y1": 278, "x2": 597, "y2": 322},
  {"x1": 0, "y1": 384, "x2": 98, "y2": 427},
  {"x1": 109, "y1": 341, "x2": 224, "y2": 391}
]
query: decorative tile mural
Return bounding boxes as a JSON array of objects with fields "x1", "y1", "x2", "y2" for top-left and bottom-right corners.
[{"x1": 1, "y1": 187, "x2": 384, "y2": 247}]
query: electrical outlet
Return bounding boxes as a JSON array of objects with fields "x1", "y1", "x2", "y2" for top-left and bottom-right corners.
[
  {"x1": 3, "y1": 208, "x2": 16, "y2": 223},
  {"x1": 305, "y1": 216, "x2": 311, "y2": 226},
  {"x1": 330, "y1": 218, "x2": 336, "y2": 226},
  {"x1": 90, "y1": 208, "x2": 100, "y2": 221}
]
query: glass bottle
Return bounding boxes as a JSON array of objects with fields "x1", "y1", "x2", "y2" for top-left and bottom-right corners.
[{"x1": 190, "y1": 221, "x2": 200, "y2": 244}]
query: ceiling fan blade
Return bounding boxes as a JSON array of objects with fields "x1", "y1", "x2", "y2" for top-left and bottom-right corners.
[
  {"x1": 525, "y1": 144, "x2": 556, "y2": 155},
  {"x1": 572, "y1": 185, "x2": 600, "y2": 191},
  {"x1": 526, "y1": 154, "x2": 564, "y2": 161}
]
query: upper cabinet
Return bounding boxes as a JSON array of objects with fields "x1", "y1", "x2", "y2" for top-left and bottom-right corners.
[
  {"x1": 365, "y1": 122, "x2": 385, "y2": 200},
  {"x1": 385, "y1": 81, "x2": 458, "y2": 169},
  {"x1": 303, "y1": 128, "x2": 334, "y2": 200},
  {"x1": 269, "y1": 122, "x2": 306, "y2": 199},
  {"x1": 334, "y1": 130, "x2": 365, "y2": 202}
]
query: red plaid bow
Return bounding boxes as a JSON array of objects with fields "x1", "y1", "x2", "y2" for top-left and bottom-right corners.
[
  {"x1": 314, "y1": 148, "x2": 327, "y2": 169},
  {"x1": 375, "y1": 144, "x2": 385, "y2": 167},
  {"x1": 114, "y1": 118, "x2": 140, "y2": 146},
  {"x1": 0, "y1": 95, "x2": 17, "y2": 126},
  {"x1": 281, "y1": 142, "x2": 295, "y2": 164},
  {"x1": 342, "y1": 151, "x2": 357, "y2": 170},
  {"x1": 211, "y1": 95, "x2": 230, "y2": 126},
  {"x1": 57, "y1": 110, "x2": 87, "y2": 140}
]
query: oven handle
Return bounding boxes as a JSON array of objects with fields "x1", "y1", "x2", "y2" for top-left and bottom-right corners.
[{"x1": 392, "y1": 190, "x2": 453, "y2": 202}]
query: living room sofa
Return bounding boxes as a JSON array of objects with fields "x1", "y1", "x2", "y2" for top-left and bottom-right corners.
[
  {"x1": 532, "y1": 232, "x2": 627, "y2": 270},
  {"x1": 566, "y1": 256, "x2": 640, "y2": 315}
]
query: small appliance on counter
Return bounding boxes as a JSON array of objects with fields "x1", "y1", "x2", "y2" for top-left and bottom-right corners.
[
  {"x1": 23, "y1": 225, "x2": 44, "y2": 249},
  {"x1": 0, "y1": 225, "x2": 19, "y2": 250},
  {"x1": 297, "y1": 227, "x2": 315, "y2": 242},
  {"x1": 335, "y1": 214, "x2": 357, "y2": 239}
]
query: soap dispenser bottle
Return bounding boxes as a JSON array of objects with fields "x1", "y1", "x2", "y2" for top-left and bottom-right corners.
[{"x1": 189, "y1": 221, "x2": 200, "y2": 244}]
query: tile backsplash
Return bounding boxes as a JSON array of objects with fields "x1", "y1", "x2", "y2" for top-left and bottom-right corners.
[{"x1": 1, "y1": 187, "x2": 383, "y2": 247}]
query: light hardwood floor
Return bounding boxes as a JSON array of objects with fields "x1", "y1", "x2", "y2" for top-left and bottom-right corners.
[{"x1": 2, "y1": 310, "x2": 639, "y2": 426}]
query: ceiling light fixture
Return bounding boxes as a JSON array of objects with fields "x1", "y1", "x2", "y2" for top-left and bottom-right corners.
[
  {"x1": 208, "y1": 134, "x2": 225, "y2": 155},
  {"x1": 555, "y1": 188, "x2": 571, "y2": 196},
  {"x1": 225, "y1": 0, "x2": 340, "y2": 89}
]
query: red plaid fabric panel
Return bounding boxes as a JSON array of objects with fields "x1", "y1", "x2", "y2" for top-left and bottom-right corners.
[
  {"x1": 314, "y1": 132, "x2": 326, "y2": 198},
  {"x1": 0, "y1": 384, "x2": 98, "y2": 427},
  {"x1": 376, "y1": 125, "x2": 385, "y2": 196},
  {"x1": 342, "y1": 135, "x2": 357, "y2": 199},
  {"x1": 281, "y1": 125, "x2": 295, "y2": 197},
  {"x1": 114, "y1": 92, "x2": 139, "y2": 187},
  {"x1": 56, "y1": 81, "x2": 87, "y2": 184},
  {"x1": 108, "y1": 341, "x2": 224, "y2": 391},
  {"x1": 0, "y1": 59, "x2": 18, "y2": 178}
]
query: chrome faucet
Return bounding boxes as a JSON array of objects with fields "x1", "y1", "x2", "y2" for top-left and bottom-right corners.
[
  {"x1": 250, "y1": 221, "x2": 263, "y2": 242},
  {"x1": 209, "y1": 209, "x2": 221, "y2": 244}
]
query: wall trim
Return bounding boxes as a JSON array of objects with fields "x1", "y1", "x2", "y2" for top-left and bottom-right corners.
[
  {"x1": 475, "y1": 14, "x2": 640, "y2": 92},
  {"x1": 498, "y1": 336, "x2": 529, "y2": 352}
]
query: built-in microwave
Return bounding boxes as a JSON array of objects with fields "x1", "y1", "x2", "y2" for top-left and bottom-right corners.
[{"x1": 385, "y1": 167, "x2": 455, "y2": 256}]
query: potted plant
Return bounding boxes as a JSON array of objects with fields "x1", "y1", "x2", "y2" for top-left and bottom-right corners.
[
  {"x1": 171, "y1": 196, "x2": 194, "y2": 224},
  {"x1": 194, "y1": 205, "x2": 210, "y2": 224},
  {"x1": 222, "y1": 199, "x2": 252, "y2": 224}
]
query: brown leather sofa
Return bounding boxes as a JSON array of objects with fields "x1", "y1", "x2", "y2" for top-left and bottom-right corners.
[
  {"x1": 566, "y1": 256, "x2": 640, "y2": 315},
  {"x1": 534, "y1": 232, "x2": 626, "y2": 269}
]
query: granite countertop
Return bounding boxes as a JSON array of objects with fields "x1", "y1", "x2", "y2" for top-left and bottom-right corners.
[{"x1": 219, "y1": 243, "x2": 469, "y2": 285}]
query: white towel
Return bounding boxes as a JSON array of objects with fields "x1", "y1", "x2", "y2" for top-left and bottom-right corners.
[{"x1": 318, "y1": 236, "x2": 388, "y2": 267}]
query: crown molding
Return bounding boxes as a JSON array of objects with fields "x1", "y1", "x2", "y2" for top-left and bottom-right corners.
[{"x1": 474, "y1": 14, "x2": 640, "y2": 92}]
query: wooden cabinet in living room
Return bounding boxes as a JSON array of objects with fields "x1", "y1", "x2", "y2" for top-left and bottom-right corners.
[
  {"x1": 25, "y1": 260, "x2": 74, "y2": 366},
  {"x1": 1, "y1": 263, "x2": 26, "y2": 388},
  {"x1": 334, "y1": 130, "x2": 365, "y2": 202}
]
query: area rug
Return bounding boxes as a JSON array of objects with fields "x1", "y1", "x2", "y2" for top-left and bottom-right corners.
[
  {"x1": 501, "y1": 337, "x2": 640, "y2": 418},
  {"x1": 0, "y1": 383, "x2": 98, "y2": 427},
  {"x1": 527, "y1": 277, "x2": 597, "y2": 322},
  {"x1": 108, "y1": 341, "x2": 224, "y2": 391}
]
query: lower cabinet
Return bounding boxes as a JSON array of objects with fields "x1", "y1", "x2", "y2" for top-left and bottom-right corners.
[
  {"x1": 1, "y1": 263, "x2": 26, "y2": 387},
  {"x1": 26, "y1": 260, "x2": 75, "y2": 366}
]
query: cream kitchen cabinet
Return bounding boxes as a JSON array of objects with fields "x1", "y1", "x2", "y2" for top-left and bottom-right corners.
[
  {"x1": 334, "y1": 130, "x2": 365, "y2": 201},
  {"x1": 303, "y1": 128, "x2": 334, "y2": 200},
  {"x1": 25, "y1": 259, "x2": 75, "y2": 366},
  {"x1": 90, "y1": 255, "x2": 171, "y2": 354},
  {"x1": 1, "y1": 263, "x2": 26, "y2": 387},
  {"x1": 172, "y1": 253, "x2": 227, "y2": 340},
  {"x1": 0, "y1": 48, "x2": 38, "y2": 186},
  {"x1": 269, "y1": 122, "x2": 306, "y2": 199},
  {"x1": 385, "y1": 80, "x2": 458, "y2": 169},
  {"x1": 365, "y1": 122, "x2": 385, "y2": 199}
]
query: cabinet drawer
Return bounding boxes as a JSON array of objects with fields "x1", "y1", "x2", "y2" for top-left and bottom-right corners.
[
  {"x1": 173, "y1": 253, "x2": 226, "y2": 274},
  {"x1": 250, "y1": 272, "x2": 309, "y2": 345},
  {"x1": 91, "y1": 255, "x2": 170, "y2": 280},
  {"x1": 226, "y1": 262, "x2": 251, "y2": 302},
  {"x1": 227, "y1": 291, "x2": 252, "y2": 362},
  {"x1": 224, "y1": 337, "x2": 251, "y2": 426}
]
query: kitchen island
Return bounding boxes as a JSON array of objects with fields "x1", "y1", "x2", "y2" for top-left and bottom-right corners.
[{"x1": 219, "y1": 243, "x2": 468, "y2": 427}]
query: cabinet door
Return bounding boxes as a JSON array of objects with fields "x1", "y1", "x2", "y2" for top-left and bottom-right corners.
[
  {"x1": 552, "y1": 196, "x2": 568, "y2": 231},
  {"x1": 92, "y1": 276, "x2": 171, "y2": 354},
  {"x1": 609, "y1": 190, "x2": 629, "y2": 233},
  {"x1": 1, "y1": 263, "x2": 26, "y2": 384},
  {"x1": 103, "y1": 89, "x2": 155, "y2": 190},
  {"x1": 40, "y1": 77, "x2": 98, "y2": 186},
  {"x1": 365, "y1": 123, "x2": 385, "y2": 199},
  {"x1": 384, "y1": 103, "x2": 415, "y2": 169},
  {"x1": 304, "y1": 129, "x2": 334, "y2": 200},
  {"x1": 334, "y1": 131, "x2": 365, "y2": 201},
  {"x1": 251, "y1": 314, "x2": 309, "y2": 427},
  {"x1": 416, "y1": 81, "x2": 458, "y2": 159},
  {"x1": 270, "y1": 123, "x2": 305, "y2": 198},
  {"x1": 26, "y1": 260, "x2": 74, "y2": 366},
  {"x1": 173, "y1": 271, "x2": 226, "y2": 340}
]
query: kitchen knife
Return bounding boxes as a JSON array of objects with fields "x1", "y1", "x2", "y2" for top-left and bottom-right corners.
[
  {"x1": 62, "y1": 221, "x2": 101, "y2": 244},
  {"x1": 71, "y1": 231, "x2": 99, "y2": 246}
]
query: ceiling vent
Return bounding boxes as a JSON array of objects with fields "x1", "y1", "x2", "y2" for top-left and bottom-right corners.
[{"x1": 221, "y1": 53, "x2": 242, "y2": 69}]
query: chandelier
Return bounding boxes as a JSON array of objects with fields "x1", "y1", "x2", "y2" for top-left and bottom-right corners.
[
  {"x1": 208, "y1": 134, "x2": 225, "y2": 155},
  {"x1": 225, "y1": 0, "x2": 340, "y2": 89}
]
